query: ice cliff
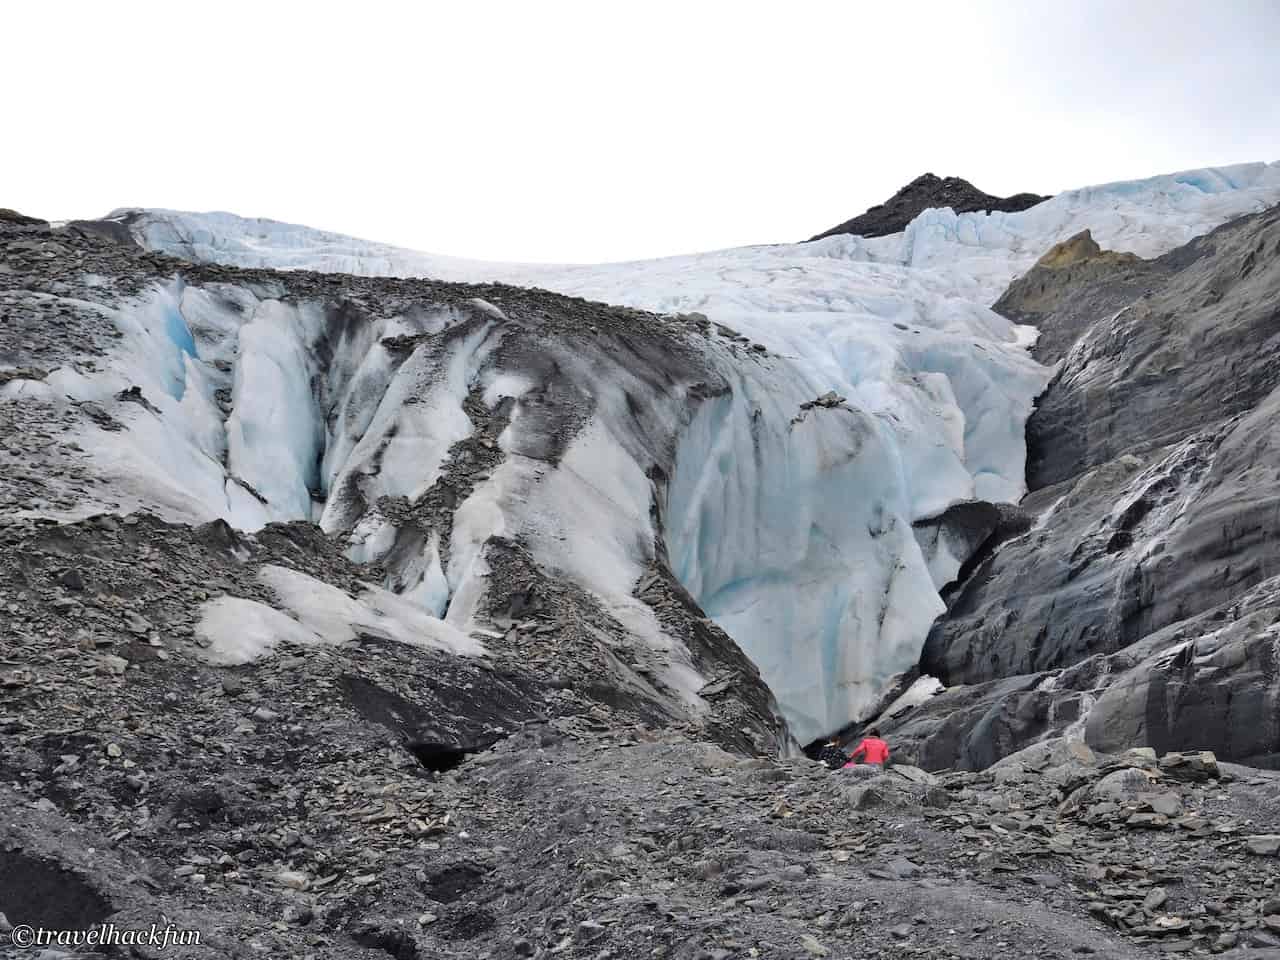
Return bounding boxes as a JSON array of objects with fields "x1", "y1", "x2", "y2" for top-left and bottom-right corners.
[{"x1": 41, "y1": 161, "x2": 1280, "y2": 744}]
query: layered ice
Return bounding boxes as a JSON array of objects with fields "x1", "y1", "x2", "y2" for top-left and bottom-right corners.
[
  {"x1": 112, "y1": 162, "x2": 1280, "y2": 515},
  {"x1": 664, "y1": 351, "x2": 947, "y2": 737},
  {"x1": 39, "y1": 161, "x2": 1280, "y2": 743}
]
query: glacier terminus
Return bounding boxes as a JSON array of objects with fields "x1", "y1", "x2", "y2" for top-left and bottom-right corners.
[{"x1": 8, "y1": 161, "x2": 1280, "y2": 748}]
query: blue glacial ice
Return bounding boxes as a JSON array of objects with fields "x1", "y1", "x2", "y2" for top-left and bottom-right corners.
[{"x1": 32, "y1": 160, "x2": 1280, "y2": 743}]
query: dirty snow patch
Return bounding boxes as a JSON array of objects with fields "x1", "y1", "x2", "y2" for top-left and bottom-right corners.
[
  {"x1": 194, "y1": 565, "x2": 485, "y2": 665},
  {"x1": 195, "y1": 596, "x2": 324, "y2": 665}
]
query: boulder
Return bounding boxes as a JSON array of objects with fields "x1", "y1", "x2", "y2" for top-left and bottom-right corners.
[
  {"x1": 1139, "y1": 791, "x2": 1184, "y2": 818},
  {"x1": 1159, "y1": 751, "x2": 1220, "y2": 782},
  {"x1": 1092, "y1": 768, "x2": 1154, "y2": 801},
  {"x1": 1244, "y1": 836, "x2": 1280, "y2": 857},
  {"x1": 992, "y1": 762, "x2": 1027, "y2": 786},
  {"x1": 844, "y1": 785, "x2": 884, "y2": 810}
]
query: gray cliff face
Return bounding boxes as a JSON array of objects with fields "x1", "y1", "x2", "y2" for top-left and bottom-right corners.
[
  {"x1": 884, "y1": 203, "x2": 1280, "y2": 771},
  {"x1": 991, "y1": 229, "x2": 1166, "y2": 366}
]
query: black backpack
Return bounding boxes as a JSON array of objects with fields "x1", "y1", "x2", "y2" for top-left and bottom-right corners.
[{"x1": 818, "y1": 744, "x2": 848, "y2": 768}]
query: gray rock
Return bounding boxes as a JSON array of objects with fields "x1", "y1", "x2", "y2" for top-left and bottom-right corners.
[
  {"x1": 1159, "y1": 751, "x2": 1220, "y2": 782},
  {"x1": 692, "y1": 859, "x2": 721, "y2": 879},
  {"x1": 275, "y1": 870, "x2": 309, "y2": 890},
  {"x1": 994, "y1": 229, "x2": 1157, "y2": 365},
  {"x1": 992, "y1": 762, "x2": 1027, "y2": 786},
  {"x1": 1211, "y1": 931, "x2": 1239, "y2": 951},
  {"x1": 1245, "y1": 836, "x2": 1280, "y2": 857},
  {"x1": 124, "y1": 612, "x2": 153, "y2": 635},
  {"x1": 799, "y1": 934, "x2": 829, "y2": 956},
  {"x1": 921, "y1": 785, "x2": 950, "y2": 807},
  {"x1": 1027, "y1": 873, "x2": 1063, "y2": 889},
  {"x1": 885, "y1": 857, "x2": 921, "y2": 880},
  {"x1": 1126, "y1": 812, "x2": 1168, "y2": 829},
  {"x1": 841, "y1": 763, "x2": 882, "y2": 780},
  {"x1": 57, "y1": 568, "x2": 86, "y2": 592},
  {"x1": 888, "y1": 763, "x2": 940, "y2": 786},
  {"x1": 99, "y1": 654, "x2": 129, "y2": 676},
  {"x1": 844, "y1": 785, "x2": 883, "y2": 810},
  {"x1": 1092, "y1": 768, "x2": 1153, "y2": 801},
  {"x1": 1141, "y1": 791, "x2": 1184, "y2": 817}
]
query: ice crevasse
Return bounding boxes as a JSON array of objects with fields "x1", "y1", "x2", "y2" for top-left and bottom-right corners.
[{"x1": 38, "y1": 160, "x2": 1280, "y2": 744}]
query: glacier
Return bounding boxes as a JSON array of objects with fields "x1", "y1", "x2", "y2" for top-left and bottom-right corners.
[
  {"x1": 21, "y1": 161, "x2": 1280, "y2": 745},
  {"x1": 195, "y1": 564, "x2": 484, "y2": 666}
]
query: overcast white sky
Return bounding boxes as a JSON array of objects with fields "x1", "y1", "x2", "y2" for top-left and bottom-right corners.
[{"x1": 4, "y1": 1, "x2": 1278, "y2": 262}]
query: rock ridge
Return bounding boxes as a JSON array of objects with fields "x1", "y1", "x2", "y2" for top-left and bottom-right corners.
[{"x1": 808, "y1": 173, "x2": 1050, "y2": 241}]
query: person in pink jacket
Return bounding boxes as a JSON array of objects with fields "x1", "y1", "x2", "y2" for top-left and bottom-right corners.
[{"x1": 843, "y1": 728, "x2": 889, "y2": 768}]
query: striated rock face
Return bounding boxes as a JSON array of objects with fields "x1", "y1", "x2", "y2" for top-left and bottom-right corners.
[
  {"x1": 881, "y1": 202, "x2": 1280, "y2": 771},
  {"x1": 1084, "y1": 580, "x2": 1280, "y2": 770},
  {"x1": 992, "y1": 235, "x2": 1161, "y2": 364},
  {"x1": 808, "y1": 173, "x2": 1049, "y2": 241}
]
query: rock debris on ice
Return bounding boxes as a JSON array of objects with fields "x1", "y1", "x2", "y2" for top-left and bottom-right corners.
[{"x1": 42, "y1": 161, "x2": 1280, "y2": 742}]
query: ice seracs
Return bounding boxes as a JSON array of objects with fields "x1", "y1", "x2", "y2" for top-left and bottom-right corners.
[{"x1": 35, "y1": 161, "x2": 1280, "y2": 744}]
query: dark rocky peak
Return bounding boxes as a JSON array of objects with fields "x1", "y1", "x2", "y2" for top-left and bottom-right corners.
[{"x1": 809, "y1": 173, "x2": 1050, "y2": 241}]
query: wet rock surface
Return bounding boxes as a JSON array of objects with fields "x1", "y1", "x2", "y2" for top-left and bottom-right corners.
[
  {"x1": 808, "y1": 173, "x2": 1050, "y2": 241},
  {"x1": 891, "y1": 202, "x2": 1280, "y2": 772}
]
